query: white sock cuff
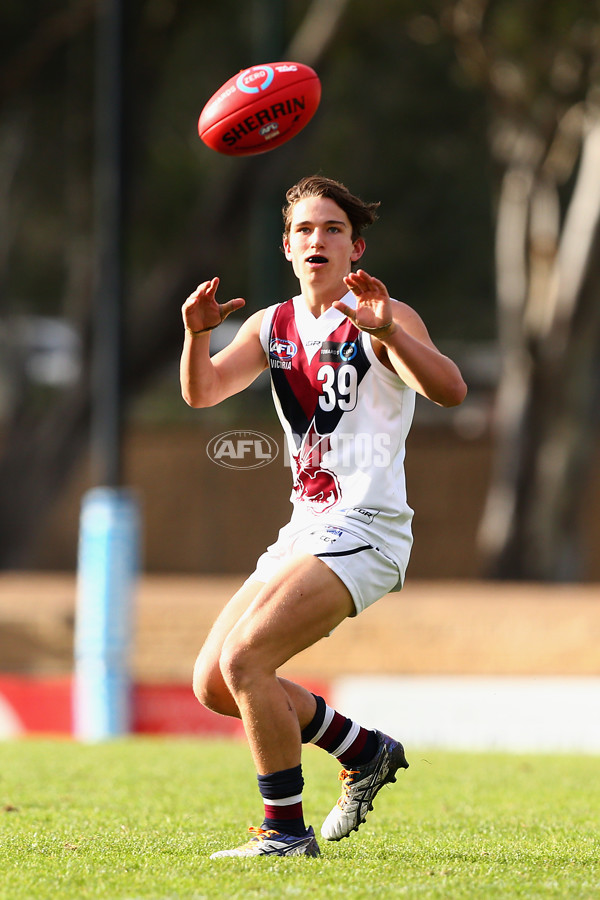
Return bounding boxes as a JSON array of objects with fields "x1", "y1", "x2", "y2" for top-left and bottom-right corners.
[
  {"x1": 310, "y1": 704, "x2": 335, "y2": 744},
  {"x1": 330, "y1": 720, "x2": 361, "y2": 759}
]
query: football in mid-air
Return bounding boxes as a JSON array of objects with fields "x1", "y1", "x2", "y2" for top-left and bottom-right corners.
[{"x1": 198, "y1": 62, "x2": 321, "y2": 157}]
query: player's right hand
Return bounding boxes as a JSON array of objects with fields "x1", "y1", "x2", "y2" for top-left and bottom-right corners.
[{"x1": 182, "y1": 277, "x2": 245, "y2": 335}]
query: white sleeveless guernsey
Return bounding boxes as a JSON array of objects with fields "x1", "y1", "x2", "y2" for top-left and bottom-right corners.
[{"x1": 259, "y1": 291, "x2": 415, "y2": 582}]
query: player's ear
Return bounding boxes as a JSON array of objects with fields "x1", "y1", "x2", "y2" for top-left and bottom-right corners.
[
  {"x1": 351, "y1": 237, "x2": 366, "y2": 262},
  {"x1": 283, "y1": 236, "x2": 293, "y2": 261}
]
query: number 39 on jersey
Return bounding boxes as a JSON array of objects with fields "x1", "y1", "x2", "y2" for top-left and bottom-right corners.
[{"x1": 317, "y1": 363, "x2": 358, "y2": 412}]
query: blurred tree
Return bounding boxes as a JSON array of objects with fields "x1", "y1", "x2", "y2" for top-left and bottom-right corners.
[
  {"x1": 435, "y1": 0, "x2": 600, "y2": 579},
  {"x1": 5, "y1": 0, "x2": 597, "y2": 581},
  {"x1": 0, "y1": 0, "x2": 495, "y2": 569},
  {"x1": 0, "y1": 0, "x2": 372, "y2": 567}
]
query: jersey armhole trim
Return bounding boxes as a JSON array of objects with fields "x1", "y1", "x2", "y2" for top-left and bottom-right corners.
[
  {"x1": 259, "y1": 304, "x2": 279, "y2": 355},
  {"x1": 360, "y1": 331, "x2": 411, "y2": 390}
]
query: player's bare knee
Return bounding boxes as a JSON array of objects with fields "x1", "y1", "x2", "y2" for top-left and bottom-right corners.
[
  {"x1": 192, "y1": 655, "x2": 229, "y2": 713},
  {"x1": 191, "y1": 656, "x2": 212, "y2": 706},
  {"x1": 219, "y1": 638, "x2": 258, "y2": 696}
]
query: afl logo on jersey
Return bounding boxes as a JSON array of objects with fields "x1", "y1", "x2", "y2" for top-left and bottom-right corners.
[{"x1": 270, "y1": 338, "x2": 297, "y2": 360}]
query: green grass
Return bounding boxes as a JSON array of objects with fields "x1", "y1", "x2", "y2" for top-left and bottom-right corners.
[{"x1": 0, "y1": 738, "x2": 598, "y2": 899}]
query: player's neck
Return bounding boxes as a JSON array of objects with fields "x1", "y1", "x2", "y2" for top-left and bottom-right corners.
[{"x1": 301, "y1": 282, "x2": 349, "y2": 319}]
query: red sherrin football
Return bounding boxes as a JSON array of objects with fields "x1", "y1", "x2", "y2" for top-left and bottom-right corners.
[{"x1": 198, "y1": 62, "x2": 321, "y2": 157}]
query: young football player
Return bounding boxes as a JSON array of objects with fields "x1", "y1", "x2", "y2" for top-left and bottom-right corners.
[{"x1": 180, "y1": 175, "x2": 467, "y2": 857}]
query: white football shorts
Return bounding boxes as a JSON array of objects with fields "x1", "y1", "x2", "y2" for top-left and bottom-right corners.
[{"x1": 246, "y1": 520, "x2": 403, "y2": 616}]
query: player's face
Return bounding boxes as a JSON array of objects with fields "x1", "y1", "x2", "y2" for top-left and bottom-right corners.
[{"x1": 283, "y1": 196, "x2": 365, "y2": 297}]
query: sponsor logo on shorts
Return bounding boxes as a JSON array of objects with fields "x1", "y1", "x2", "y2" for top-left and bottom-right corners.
[
  {"x1": 206, "y1": 430, "x2": 279, "y2": 469},
  {"x1": 345, "y1": 507, "x2": 380, "y2": 524},
  {"x1": 320, "y1": 527, "x2": 343, "y2": 543}
]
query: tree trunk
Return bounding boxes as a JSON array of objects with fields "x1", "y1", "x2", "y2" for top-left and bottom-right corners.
[{"x1": 479, "y1": 115, "x2": 600, "y2": 580}]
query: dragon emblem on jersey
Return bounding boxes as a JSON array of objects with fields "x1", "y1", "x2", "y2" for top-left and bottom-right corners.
[
  {"x1": 292, "y1": 421, "x2": 341, "y2": 513},
  {"x1": 267, "y1": 297, "x2": 371, "y2": 515}
]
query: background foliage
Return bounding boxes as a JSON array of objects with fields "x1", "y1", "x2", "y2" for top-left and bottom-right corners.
[
  {"x1": 1, "y1": 0, "x2": 599, "y2": 578},
  {"x1": 1, "y1": 0, "x2": 496, "y2": 339}
]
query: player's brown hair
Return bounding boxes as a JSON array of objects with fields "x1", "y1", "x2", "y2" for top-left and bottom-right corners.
[{"x1": 282, "y1": 175, "x2": 380, "y2": 242}]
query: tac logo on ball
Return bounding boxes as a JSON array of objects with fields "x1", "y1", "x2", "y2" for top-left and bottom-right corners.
[{"x1": 198, "y1": 61, "x2": 321, "y2": 157}]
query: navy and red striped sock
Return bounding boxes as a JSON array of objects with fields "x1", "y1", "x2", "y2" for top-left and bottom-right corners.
[
  {"x1": 257, "y1": 764, "x2": 306, "y2": 837},
  {"x1": 300, "y1": 694, "x2": 378, "y2": 768}
]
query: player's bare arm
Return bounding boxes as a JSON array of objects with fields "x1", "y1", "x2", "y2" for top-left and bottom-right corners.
[
  {"x1": 180, "y1": 278, "x2": 267, "y2": 408},
  {"x1": 336, "y1": 269, "x2": 467, "y2": 408}
]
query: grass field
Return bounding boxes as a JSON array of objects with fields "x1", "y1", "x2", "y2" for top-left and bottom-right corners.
[{"x1": 1, "y1": 738, "x2": 598, "y2": 900}]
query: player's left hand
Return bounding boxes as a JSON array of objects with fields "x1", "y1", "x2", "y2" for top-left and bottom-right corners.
[{"x1": 334, "y1": 269, "x2": 395, "y2": 336}]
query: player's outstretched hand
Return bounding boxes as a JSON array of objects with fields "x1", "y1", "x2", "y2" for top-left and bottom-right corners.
[
  {"x1": 182, "y1": 277, "x2": 245, "y2": 335},
  {"x1": 335, "y1": 269, "x2": 395, "y2": 336}
]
